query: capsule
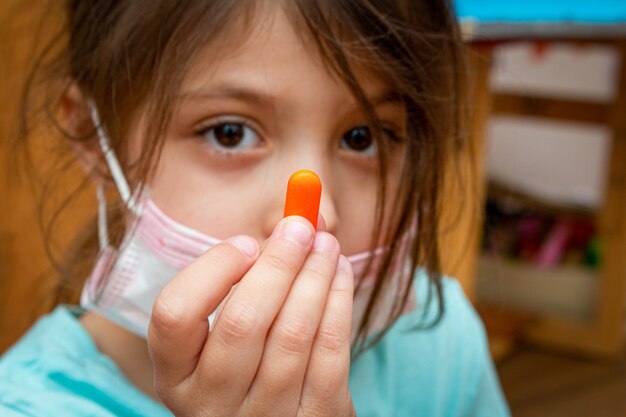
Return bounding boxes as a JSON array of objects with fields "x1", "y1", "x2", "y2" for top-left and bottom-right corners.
[{"x1": 283, "y1": 170, "x2": 322, "y2": 229}]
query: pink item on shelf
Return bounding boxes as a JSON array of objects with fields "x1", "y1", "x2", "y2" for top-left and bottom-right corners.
[{"x1": 535, "y1": 220, "x2": 571, "y2": 268}]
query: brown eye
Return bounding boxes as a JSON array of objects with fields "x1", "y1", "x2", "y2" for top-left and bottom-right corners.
[
  {"x1": 341, "y1": 126, "x2": 376, "y2": 155},
  {"x1": 213, "y1": 123, "x2": 245, "y2": 147},
  {"x1": 201, "y1": 121, "x2": 261, "y2": 152}
]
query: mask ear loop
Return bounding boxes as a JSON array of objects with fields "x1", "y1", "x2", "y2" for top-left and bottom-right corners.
[
  {"x1": 97, "y1": 184, "x2": 109, "y2": 251},
  {"x1": 87, "y1": 98, "x2": 143, "y2": 254},
  {"x1": 86, "y1": 98, "x2": 140, "y2": 216}
]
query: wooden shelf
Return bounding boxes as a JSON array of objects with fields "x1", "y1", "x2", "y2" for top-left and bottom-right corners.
[
  {"x1": 476, "y1": 255, "x2": 599, "y2": 323},
  {"x1": 487, "y1": 181, "x2": 596, "y2": 217},
  {"x1": 473, "y1": 40, "x2": 626, "y2": 359}
]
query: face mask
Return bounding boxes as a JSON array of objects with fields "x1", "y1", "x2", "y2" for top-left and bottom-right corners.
[{"x1": 81, "y1": 102, "x2": 417, "y2": 342}]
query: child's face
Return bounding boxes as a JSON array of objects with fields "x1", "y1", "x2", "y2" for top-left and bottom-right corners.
[{"x1": 138, "y1": 8, "x2": 407, "y2": 255}]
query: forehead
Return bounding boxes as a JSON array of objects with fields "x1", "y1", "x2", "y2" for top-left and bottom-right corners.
[{"x1": 180, "y1": 4, "x2": 390, "y2": 105}]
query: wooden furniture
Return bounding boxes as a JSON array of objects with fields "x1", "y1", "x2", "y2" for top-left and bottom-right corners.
[
  {"x1": 0, "y1": 1, "x2": 94, "y2": 353},
  {"x1": 456, "y1": 0, "x2": 626, "y2": 358},
  {"x1": 515, "y1": 41, "x2": 626, "y2": 357}
]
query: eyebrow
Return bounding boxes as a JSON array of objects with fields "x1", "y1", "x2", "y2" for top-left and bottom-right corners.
[
  {"x1": 370, "y1": 90, "x2": 404, "y2": 106},
  {"x1": 179, "y1": 84, "x2": 404, "y2": 108},
  {"x1": 179, "y1": 85, "x2": 275, "y2": 107}
]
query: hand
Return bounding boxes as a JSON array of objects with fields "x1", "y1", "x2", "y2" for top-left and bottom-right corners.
[{"x1": 147, "y1": 216, "x2": 356, "y2": 417}]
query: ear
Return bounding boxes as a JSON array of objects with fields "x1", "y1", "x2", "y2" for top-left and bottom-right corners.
[{"x1": 61, "y1": 83, "x2": 112, "y2": 187}]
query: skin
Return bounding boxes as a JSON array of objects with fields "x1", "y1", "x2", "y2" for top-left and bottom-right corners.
[{"x1": 71, "y1": 5, "x2": 407, "y2": 416}]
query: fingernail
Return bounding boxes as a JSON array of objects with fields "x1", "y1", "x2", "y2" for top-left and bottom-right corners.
[
  {"x1": 313, "y1": 232, "x2": 336, "y2": 253},
  {"x1": 332, "y1": 255, "x2": 353, "y2": 290},
  {"x1": 316, "y1": 213, "x2": 327, "y2": 232},
  {"x1": 226, "y1": 235, "x2": 258, "y2": 257},
  {"x1": 280, "y1": 219, "x2": 313, "y2": 247},
  {"x1": 338, "y1": 255, "x2": 351, "y2": 271}
]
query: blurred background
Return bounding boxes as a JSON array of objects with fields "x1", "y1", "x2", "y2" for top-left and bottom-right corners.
[
  {"x1": 2, "y1": 1, "x2": 626, "y2": 416},
  {"x1": 457, "y1": 1, "x2": 626, "y2": 416}
]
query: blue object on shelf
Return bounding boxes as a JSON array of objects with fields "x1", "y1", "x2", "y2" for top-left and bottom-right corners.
[
  {"x1": 453, "y1": 1, "x2": 626, "y2": 40},
  {"x1": 454, "y1": 0, "x2": 626, "y2": 23}
]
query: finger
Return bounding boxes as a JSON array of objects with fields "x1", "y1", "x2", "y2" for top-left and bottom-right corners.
[
  {"x1": 247, "y1": 232, "x2": 340, "y2": 415},
  {"x1": 147, "y1": 235, "x2": 259, "y2": 390},
  {"x1": 300, "y1": 255, "x2": 354, "y2": 414},
  {"x1": 198, "y1": 216, "x2": 315, "y2": 399}
]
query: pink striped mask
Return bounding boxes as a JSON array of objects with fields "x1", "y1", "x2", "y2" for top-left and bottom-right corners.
[
  {"x1": 81, "y1": 102, "x2": 416, "y2": 341},
  {"x1": 81, "y1": 194, "x2": 417, "y2": 340}
]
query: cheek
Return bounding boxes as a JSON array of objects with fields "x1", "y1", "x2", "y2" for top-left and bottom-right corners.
[
  {"x1": 335, "y1": 160, "x2": 404, "y2": 254},
  {"x1": 147, "y1": 140, "x2": 267, "y2": 239},
  {"x1": 333, "y1": 169, "x2": 378, "y2": 254}
]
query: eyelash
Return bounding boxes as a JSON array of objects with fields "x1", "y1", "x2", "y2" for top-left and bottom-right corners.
[
  {"x1": 193, "y1": 117, "x2": 404, "y2": 157},
  {"x1": 194, "y1": 117, "x2": 263, "y2": 154}
]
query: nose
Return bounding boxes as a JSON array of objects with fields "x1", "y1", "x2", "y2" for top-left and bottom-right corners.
[{"x1": 318, "y1": 186, "x2": 338, "y2": 234}]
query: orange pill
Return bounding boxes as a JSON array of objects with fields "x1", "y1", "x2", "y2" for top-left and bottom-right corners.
[{"x1": 283, "y1": 170, "x2": 322, "y2": 229}]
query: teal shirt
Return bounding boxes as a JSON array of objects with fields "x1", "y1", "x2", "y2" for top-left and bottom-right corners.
[
  {"x1": 0, "y1": 272, "x2": 509, "y2": 416},
  {"x1": 349, "y1": 274, "x2": 510, "y2": 417}
]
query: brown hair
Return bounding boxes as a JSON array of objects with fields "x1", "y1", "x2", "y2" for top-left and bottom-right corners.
[{"x1": 19, "y1": 0, "x2": 466, "y2": 353}]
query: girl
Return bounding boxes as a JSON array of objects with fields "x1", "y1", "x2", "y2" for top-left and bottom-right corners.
[{"x1": 0, "y1": 0, "x2": 510, "y2": 416}]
